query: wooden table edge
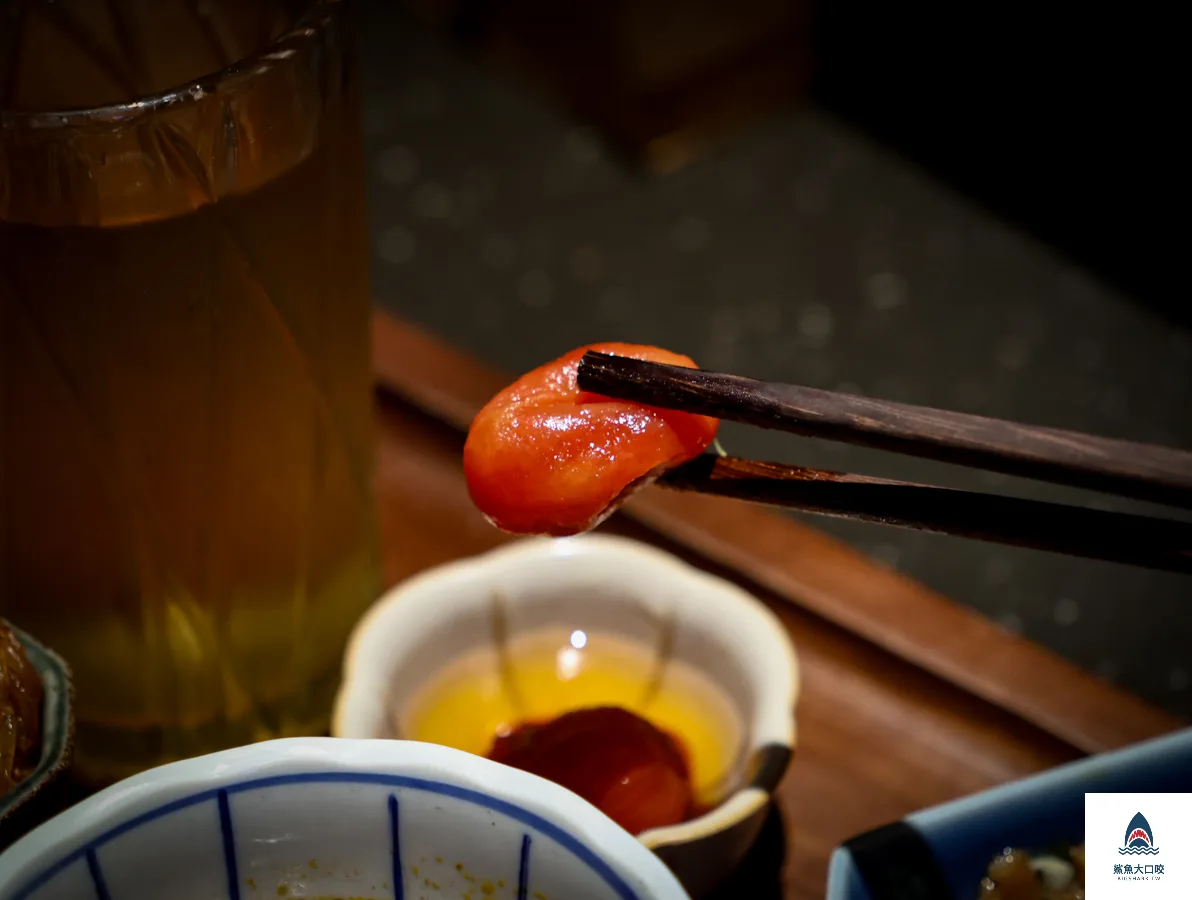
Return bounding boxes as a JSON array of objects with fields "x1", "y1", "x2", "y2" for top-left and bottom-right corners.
[{"x1": 371, "y1": 308, "x2": 1186, "y2": 756}]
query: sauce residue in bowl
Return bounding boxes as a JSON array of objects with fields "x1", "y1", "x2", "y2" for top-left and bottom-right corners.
[
  {"x1": 401, "y1": 627, "x2": 741, "y2": 816},
  {"x1": 487, "y1": 705, "x2": 696, "y2": 834}
]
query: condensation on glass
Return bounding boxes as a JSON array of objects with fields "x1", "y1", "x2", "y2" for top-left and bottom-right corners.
[{"x1": 0, "y1": 0, "x2": 379, "y2": 784}]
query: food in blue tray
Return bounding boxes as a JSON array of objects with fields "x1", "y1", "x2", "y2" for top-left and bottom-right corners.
[{"x1": 979, "y1": 844, "x2": 1085, "y2": 900}]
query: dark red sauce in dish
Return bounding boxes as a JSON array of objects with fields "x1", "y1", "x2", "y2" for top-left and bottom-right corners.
[{"x1": 486, "y1": 705, "x2": 697, "y2": 835}]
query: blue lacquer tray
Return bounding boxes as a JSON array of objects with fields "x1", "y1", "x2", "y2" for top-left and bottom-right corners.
[{"x1": 827, "y1": 727, "x2": 1192, "y2": 900}]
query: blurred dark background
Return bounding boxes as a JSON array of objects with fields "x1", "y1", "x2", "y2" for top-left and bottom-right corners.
[
  {"x1": 382, "y1": 0, "x2": 1185, "y2": 328},
  {"x1": 816, "y1": 0, "x2": 1183, "y2": 329},
  {"x1": 357, "y1": 0, "x2": 1191, "y2": 719}
]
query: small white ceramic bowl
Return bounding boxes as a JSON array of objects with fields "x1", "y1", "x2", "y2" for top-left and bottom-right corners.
[
  {"x1": 0, "y1": 737, "x2": 691, "y2": 900},
  {"x1": 333, "y1": 534, "x2": 800, "y2": 897}
]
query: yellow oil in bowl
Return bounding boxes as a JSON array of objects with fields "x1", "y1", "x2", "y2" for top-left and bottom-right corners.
[{"x1": 400, "y1": 628, "x2": 742, "y2": 808}]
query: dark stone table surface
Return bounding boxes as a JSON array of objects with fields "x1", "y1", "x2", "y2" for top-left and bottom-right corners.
[{"x1": 359, "y1": 5, "x2": 1192, "y2": 720}]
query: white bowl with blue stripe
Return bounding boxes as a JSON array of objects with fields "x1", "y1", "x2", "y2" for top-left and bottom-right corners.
[{"x1": 0, "y1": 738, "x2": 692, "y2": 900}]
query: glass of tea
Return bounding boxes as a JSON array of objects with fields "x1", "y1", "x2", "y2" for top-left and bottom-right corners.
[{"x1": 0, "y1": 0, "x2": 379, "y2": 784}]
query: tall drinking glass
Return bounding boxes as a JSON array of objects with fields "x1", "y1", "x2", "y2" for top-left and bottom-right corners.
[{"x1": 0, "y1": 0, "x2": 379, "y2": 785}]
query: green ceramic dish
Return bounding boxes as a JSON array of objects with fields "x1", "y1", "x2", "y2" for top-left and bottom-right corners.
[{"x1": 0, "y1": 620, "x2": 74, "y2": 851}]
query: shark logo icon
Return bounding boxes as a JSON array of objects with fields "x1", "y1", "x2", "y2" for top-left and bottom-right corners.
[{"x1": 1120, "y1": 812, "x2": 1160, "y2": 855}]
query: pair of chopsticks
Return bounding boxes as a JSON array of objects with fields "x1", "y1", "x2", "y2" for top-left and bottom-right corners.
[{"x1": 575, "y1": 352, "x2": 1192, "y2": 574}]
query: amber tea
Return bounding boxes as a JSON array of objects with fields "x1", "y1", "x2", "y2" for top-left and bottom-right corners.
[{"x1": 0, "y1": 0, "x2": 378, "y2": 783}]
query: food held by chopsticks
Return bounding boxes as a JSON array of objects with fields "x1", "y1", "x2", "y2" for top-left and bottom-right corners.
[
  {"x1": 466, "y1": 344, "x2": 1192, "y2": 571},
  {"x1": 464, "y1": 343, "x2": 719, "y2": 535}
]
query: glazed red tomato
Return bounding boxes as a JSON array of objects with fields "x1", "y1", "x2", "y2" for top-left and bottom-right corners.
[
  {"x1": 487, "y1": 707, "x2": 695, "y2": 835},
  {"x1": 464, "y1": 343, "x2": 719, "y2": 535}
]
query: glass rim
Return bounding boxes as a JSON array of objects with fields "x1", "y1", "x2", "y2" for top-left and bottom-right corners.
[{"x1": 1, "y1": 0, "x2": 343, "y2": 129}]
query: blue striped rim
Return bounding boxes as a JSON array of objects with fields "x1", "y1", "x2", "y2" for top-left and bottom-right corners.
[
  {"x1": 388, "y1": 794, "x2": 404, "y2": 900},
  {"x1": 9, "y1": 771, "x2": 641, "y2": 900},
  {"x1": 217, "y1": 790, "x2": 240, "y2": 900},
  {"x1": 84, "y1": 849, "x2": 109, "y2": 900},
  {"x1": 517, "y1": 833, "x2": 532, "y2": 900}
]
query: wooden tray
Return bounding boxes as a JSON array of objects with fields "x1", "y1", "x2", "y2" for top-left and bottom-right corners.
[{"x1": 371, "y1": 311, "x2": 1184, "y2": 899}]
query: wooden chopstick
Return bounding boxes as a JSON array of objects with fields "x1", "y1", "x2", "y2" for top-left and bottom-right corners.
[
  {"x1": 658, "y1": 455, "x2": 1192, "y2": 574},
  {"x1": 577, "y1": 352, "x2": 1192, "y2": 509},
  {"x1": 575, "y1": 352, "x2": 1192, "y2": 571}
]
